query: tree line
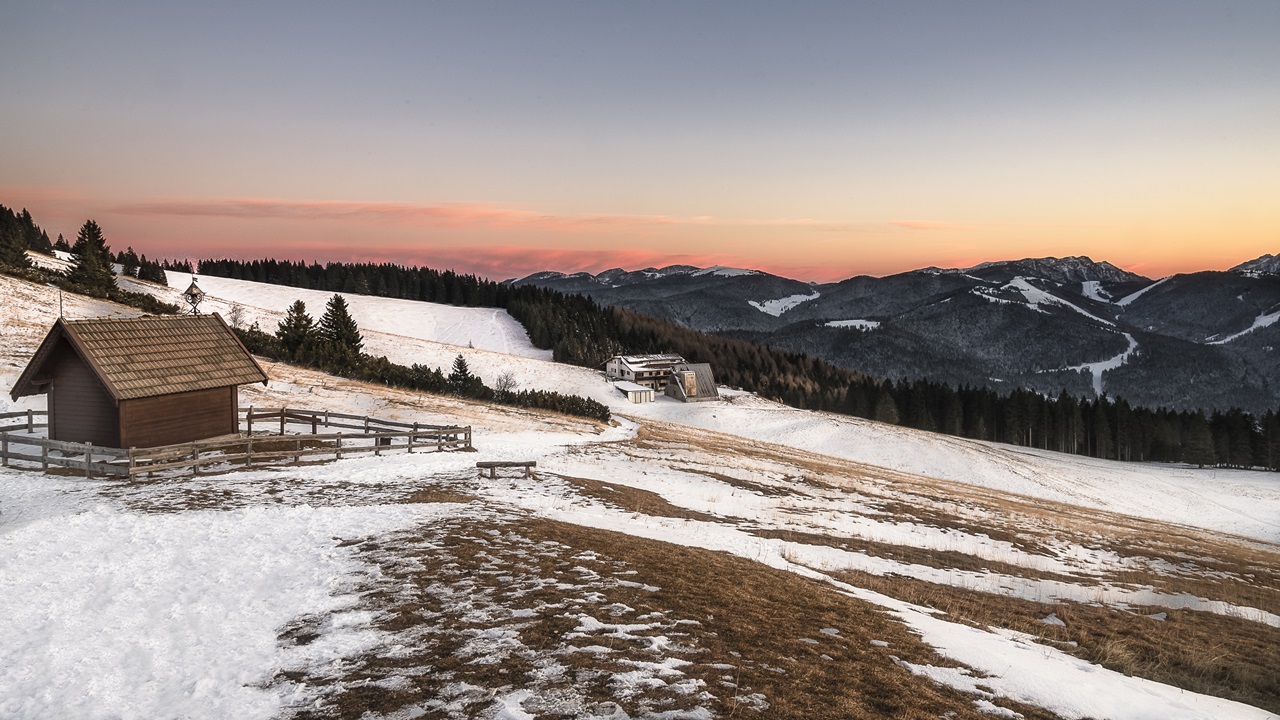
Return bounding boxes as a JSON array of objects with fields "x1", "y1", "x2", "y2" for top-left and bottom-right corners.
[
  {"x1": 196, "y1": 256, "x2": 1280, "y2": 470},
  {"x1": 233, "y1": 295, "x2": 611, "y2": 422},
  {"x1": 0, "y1": 208, "x2": 177, "y2": 315}
]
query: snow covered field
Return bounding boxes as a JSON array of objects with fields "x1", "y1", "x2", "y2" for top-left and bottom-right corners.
[{"x1": 2, "y1": 271, "x2": 1278, "y2": 720}]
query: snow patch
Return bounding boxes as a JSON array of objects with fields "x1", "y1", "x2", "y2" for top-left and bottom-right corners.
[
  {"x1": 1115, "y1": 277, "x2": 1170, "y2": 307},
  {"x1": 1207, "y1": 309, "x2": 1280, "y2": 345},
  {"x1": 0, "y1": 503, "x2": 463, "y2": 720},
  {"x1": 748, "y1": 291, "x2": 820, "y2": 317},
  {"x1": 1007, "y1": 277, "x2": 1115, "y2": 327},
  {"x1": 1080, "y1": 281, "x2": 1111, "y2": 303},
  {"x1": 824, "y1": 319, "x2": 880, "y2": 330},
  {"x1": 691, "y1": 266, "x2": 759, "y2": 278},
  {"x1": 1064, "y1": 333, "x2": 1139, "y2": 396}
]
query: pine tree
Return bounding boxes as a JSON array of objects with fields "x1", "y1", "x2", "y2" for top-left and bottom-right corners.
[
  {"x1": 319, "y1": 294, "x2": 362, "y2": 351},
  {"x1": 317, "y1": 294, "x2": 363, "y2": 373},
  {"x1": 447, "y1": 354, "x2": 486, "y2": 397},
  {"x1": 276, "y1": 300, "x2": 318, "y2": 360},
  {"x1": 67, "y1": 220, "x2": 117, "y2": 295},
  {"x1": 54, "y1": 234, "x2": 70, "y2": 252},
  {"x1": 0, "y1": 224, "x2": 31, "y2": 268},
  {"x1": 119, "y1": 247, "x2": 141, "y2": 277}
]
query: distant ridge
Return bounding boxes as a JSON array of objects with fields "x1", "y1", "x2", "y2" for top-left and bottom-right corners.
[
  {"x1": 961, "y1": 256, "x2": 1148, "y2": 285},
  {"x1": 1232, "y1": 253, "x2": 1280, "y2": 275},
  {"x1": 515, "y1": 252, "x2": 1280, "y2": 414}
]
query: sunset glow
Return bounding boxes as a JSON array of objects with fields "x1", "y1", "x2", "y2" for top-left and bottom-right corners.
[{"x1": 2, "y1": 2, "x2": 1277, "y2": 282}]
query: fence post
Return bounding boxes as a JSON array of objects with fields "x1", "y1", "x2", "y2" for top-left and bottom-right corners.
[
  {"x1": 85, "y1": 441, "x2": 93, "y2": 479},
  {"x1": 408, "y1": 428, "x2": 415, "y2": 454},
  {"x1": 336, "y1": 433, "x2": 343, "y2": 460},
  {"x1": 374, "y1": 434, "x2": 381, "y2": 457},
  {"x1": 466, "y1": 427, "x2": 472, "y2": 450},
  {"x1": 246, "y1": 436, "x2": 254, "y2": 466},
  {"x1": 2, "y1": 434, "x2": 8, "y2": 467},
  {"x1": 248, "y1": 406, "x2": 254, "y2": 434},
  {"x1": 41, "y1": 443, "x2": 48, "y2": 473},
  {"x1": 191, "y1": 442, "x2": 201, "y2": 475},
  {"x1": 325, "y1": 410, "x2": 329, "y2": 428},
  {"x1": 128, "y1": 448, "x2": 136, "y2": 479},
  {"x1": 27, "y1": 409, "x2": 33, "y2": 432},
  {"x1": 280, "y1": 408, "x2": 286, "y2": 435},
  {"x1": 364, "y1": 416, "x2": 370, "y2": 433},
  {"x1": 294, "y1": 437, "x2": 301, "y2": 464}
]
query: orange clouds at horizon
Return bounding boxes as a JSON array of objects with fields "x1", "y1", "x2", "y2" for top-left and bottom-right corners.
[{"x1": 3, "y1": 189, "x2": 1275, "y2": 284}]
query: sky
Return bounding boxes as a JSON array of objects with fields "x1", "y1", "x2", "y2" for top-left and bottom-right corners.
[{"x1": 2, "y1": 1, "x2": 1278, "y2": 282}]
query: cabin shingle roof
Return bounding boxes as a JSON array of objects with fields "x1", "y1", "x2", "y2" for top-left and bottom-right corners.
[{"x1": 10, "y1": 314, "x2": 268, "y2": 401}]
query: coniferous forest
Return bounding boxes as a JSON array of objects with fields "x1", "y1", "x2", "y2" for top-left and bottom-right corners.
[
  {"x1": 194, "y1": 257, "x2": 1280, "y2": 471},
  {"x1": 0, "y1": 206, "x2": 177, "y2": 315}
]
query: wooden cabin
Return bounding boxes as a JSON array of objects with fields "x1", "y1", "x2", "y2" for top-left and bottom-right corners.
[{"x1": 9, "y1": 314, "x2": 268, "y2": 449}]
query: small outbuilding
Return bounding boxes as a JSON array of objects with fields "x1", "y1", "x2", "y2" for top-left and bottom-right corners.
[
  {"x1": 665, "y1": 363, "x2": 720, "y2": 403},
  {"x1": 10, "y1": 314, "x2": 268, "y2": 449},
  {"x1": 614, "y1": 381, "x2": 655, "y2": 403}
]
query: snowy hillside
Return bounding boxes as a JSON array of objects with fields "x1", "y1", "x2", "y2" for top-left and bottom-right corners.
[
  {"x1": 124, "y1": 270, "x2": 550, "y2": 360},
  {"x1": 2, "y1": 272, "x2": 1279, "y2": 720}
]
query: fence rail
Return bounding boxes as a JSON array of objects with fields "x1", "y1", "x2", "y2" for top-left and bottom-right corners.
[{"x1": 0, "y1": 407, "x2": 471, "y2": 479}]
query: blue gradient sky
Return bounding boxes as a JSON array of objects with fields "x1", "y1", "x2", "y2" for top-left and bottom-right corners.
[{"x1": 3, "y1": 1, "x2": 1277, "y2": 280}]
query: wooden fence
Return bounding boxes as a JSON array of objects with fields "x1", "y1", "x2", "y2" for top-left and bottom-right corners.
[{"x1": 0, "y1": 408, "x2": 471, "y2": 480}]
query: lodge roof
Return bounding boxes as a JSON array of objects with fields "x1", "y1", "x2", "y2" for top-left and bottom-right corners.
[
  {"x1": 10, "y1": 313, "x2": 268, "y2": 402},
  {"x1": 611, "y1": 353, "x2": 685, "y2": 372}
]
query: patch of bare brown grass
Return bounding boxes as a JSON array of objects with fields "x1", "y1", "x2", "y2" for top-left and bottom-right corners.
[
  {"x1": 288, "y1": 516, "x2": 1063, "y2": 720},
  {"x1": 836, "y1": 569, "x2": 1280, "y2": 715},
  {"x1": 555, "y1": 473, "x2": 721, "y2": 522}
]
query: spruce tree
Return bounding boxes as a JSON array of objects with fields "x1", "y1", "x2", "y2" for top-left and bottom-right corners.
[
  {"x1": 446, "y1": 354, "x2": 489, "y2": 398},
  {"x1": 67, "y1": 220, "x2": 117, "y2": 295},
  {"x1": 318, "y1": 294, "x2": 363, "y2": 373},
  {"x1": 119, "y1": 247, "x2": 141, "y2": 277},
  {"x1": 319, "y1": 294, "x2": 362, "y2": 351},
  {"x1": 0, "y1": 224, "x2": 31, "y2": 268},
  {"x1": 54, "y1": 234, "x2": 70, "y2": 252},
  {"x1": 276, "y1": 300, "x2": 317, "y2": 360}
]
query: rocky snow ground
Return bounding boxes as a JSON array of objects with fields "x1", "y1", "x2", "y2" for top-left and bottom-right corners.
[{"x1": 1, "y1": 271, "x2": 1278, "y2": 720}]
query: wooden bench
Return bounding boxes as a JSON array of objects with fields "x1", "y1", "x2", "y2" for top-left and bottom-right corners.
[{"x1": 476, "y1": 460, "x2": 536, "y2": 478}]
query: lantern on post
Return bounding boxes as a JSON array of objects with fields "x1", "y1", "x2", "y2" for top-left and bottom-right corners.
[{"x1": 183, "y1": 276, "x2": 205, "y2": 315}]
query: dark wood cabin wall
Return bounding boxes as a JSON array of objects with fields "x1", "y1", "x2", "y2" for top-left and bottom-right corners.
[
  {"x1": 119, "y1": 386, "x2": 236, "y2": 448},
  {"x1": 49, "y1": 343, "x2": 120, "y2": 448}
]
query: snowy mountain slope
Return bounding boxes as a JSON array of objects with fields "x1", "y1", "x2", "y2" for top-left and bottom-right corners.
[
  {"x1": 518, "y1": 254, "x2": 1280, "y2": 411},
  {"x1": 1233, "y1": 253, "x2": 1280, "y2": 275},
  {"x1": 2, "y1": 272, "x2": 1279, "y2": 719}
]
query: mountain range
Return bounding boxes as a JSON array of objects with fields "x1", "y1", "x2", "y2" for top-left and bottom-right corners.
[{"x1": 514, "y1": 255, "x2": 1280, "y2": 414}]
